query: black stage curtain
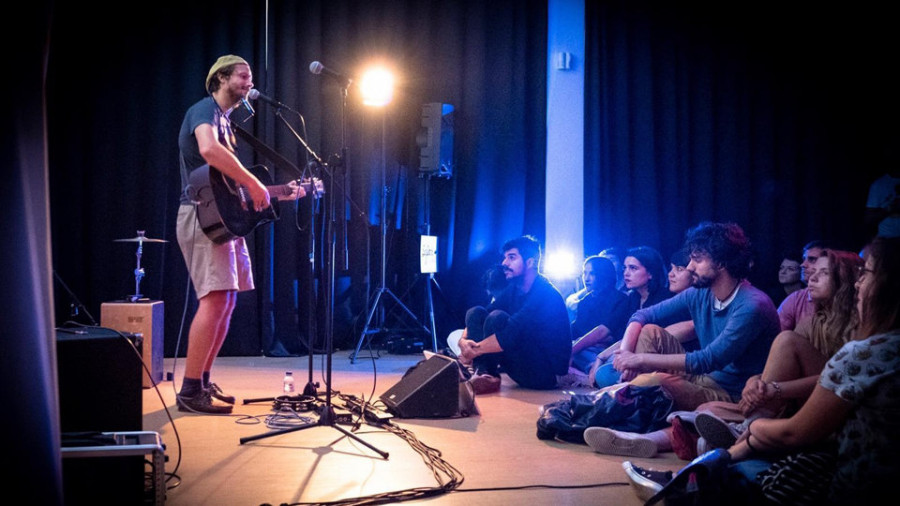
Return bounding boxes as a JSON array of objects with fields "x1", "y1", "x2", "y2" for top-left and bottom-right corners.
[
  {"x1": 46, "y1": 0, "x2": 547, "y2": 357},
  {"x1": 584, "y1": 1, "x2": 897, "y2": 290}
]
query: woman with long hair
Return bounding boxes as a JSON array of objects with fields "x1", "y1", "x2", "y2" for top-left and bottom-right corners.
[{"x1": 733, "y1": 249, "x2": 863, "y2": 420}]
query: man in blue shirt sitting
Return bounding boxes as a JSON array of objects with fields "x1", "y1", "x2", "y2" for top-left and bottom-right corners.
[{"x1": 583, "y1": 222, "x2": 780, "y2": 458}]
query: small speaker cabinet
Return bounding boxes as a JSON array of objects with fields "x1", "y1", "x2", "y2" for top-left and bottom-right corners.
[
  {"x1": 101, "y1": 300, "x2": 164, "y2": 388},
  {"x1": 380, "y1": 355, "x2": 460, "y2": 418},
  {"x1": 57, "y1": 327, "x2": 142, "y2": 432}
]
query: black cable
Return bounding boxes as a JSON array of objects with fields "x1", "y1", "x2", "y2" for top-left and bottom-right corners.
[
  {"x1": 273, "y1": 420, "x2": 464, "y2": 506},
  {"x1": 451, "y1": 482, "x2": 630, "y2": 493}
]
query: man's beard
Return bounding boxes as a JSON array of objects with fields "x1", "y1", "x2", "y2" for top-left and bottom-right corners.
[
  {"x1": 692, "y1": 273, "x2": 714, "y2": 288},
  {"x1": 505, "y1": 268, "x2": 523, "y2": 283}
]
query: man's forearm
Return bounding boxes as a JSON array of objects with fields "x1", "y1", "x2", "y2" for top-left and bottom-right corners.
[
  {"x1": 573, "y1": 325, "x2": 609, "y2": 353},
  {"x1": 620, "y1": 322, "x2": 642, "y2": 352},
  {"x1": 636, "y1": 352, "x2": 686, "y2": 373},
  {"x1": 473, "y1": 335, "x2": 503, "y2": 356},
  {"x1": 459, "y1": 334, "x2": 503, "y2": 362}
]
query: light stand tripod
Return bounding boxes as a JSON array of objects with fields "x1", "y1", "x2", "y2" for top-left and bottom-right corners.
[
  {"x1": 350, "y1": 113, "x2": 432, "y2": 364},
  {"x1": 238, "y1": 84, "x2": 386, "y2": 458},
  {"x1": 418, "y1": 174, "x2": 446, "y2": 353}
]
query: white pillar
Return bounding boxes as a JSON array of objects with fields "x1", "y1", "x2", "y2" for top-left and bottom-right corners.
[{"x1": 546, "y1": 0, "x2": 585, "y2": 289}]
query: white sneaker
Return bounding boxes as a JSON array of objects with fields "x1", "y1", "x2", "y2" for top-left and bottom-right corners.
[
  {"x1": 584, "y1": 427, "x2": 658, "y2": 458},
  {"x1": 446, "y1": 329, "x2": 464, "y2": 356}
]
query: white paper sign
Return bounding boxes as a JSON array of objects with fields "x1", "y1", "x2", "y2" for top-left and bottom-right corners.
[{"x1": 420, "y1": 235, "x2": 437, "y2": 273}]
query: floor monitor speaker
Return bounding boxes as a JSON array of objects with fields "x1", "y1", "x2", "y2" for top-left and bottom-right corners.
[{"x1": 380, "y1": 355, "x2": 459, "y2": 418}]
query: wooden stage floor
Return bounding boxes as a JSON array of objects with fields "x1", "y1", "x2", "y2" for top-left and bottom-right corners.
[{"x1": 141, "y1": 353, "x2": 685, "y2": 505}]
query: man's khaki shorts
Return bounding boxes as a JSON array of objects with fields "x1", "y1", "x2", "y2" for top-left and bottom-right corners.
[{"x1": 176, "y1": 204, "x2": 254, "y2": 299}]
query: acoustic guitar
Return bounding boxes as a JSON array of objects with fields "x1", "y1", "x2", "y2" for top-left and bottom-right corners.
[{"x1": 187, "y1": 164, "x2": 323, "y2": 244}]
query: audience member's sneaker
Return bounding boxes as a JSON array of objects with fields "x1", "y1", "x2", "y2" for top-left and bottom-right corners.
[
  {"x1": 177, "y1": 389, "x2": 234, "y2": 414},
  {"x1": 446, "y1": 329, "x2": 464, "y2": 356},
  {"x1": 666, "y1": 410, "x2": 700, "y2": 425},
  {"x1": 696, "y1": 436, "x2": 710, "y2": 456},
  {"x1": 468, "y1": 373, "x2": 501, "y2": 395},
  {"x1": 584, "y1": 427, "x2": 658, "y2": 458},
  {"x1": 695, "y1": 412, "x2": 742, "y2": 449},
  {"x1": 669, "y1": 415, "x2": 699, "y2": 460},
  {"x1": 622, "y1": 461, "x2": 673, "y2": 501},
  {"x1": 207, "y1": 382, "x2": 236, "y2": 404}
]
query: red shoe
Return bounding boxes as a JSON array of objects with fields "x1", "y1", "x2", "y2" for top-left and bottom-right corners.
[
  {"x1": 669, "y1": 416, "x2": 699, "y2": 460},
  {"x1": 468, "y1": 373, "x2": 501, "y2": 394}
]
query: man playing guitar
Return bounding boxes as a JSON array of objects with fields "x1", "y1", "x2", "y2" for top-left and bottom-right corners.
[{"x1": 175, "y1": 55, "x2": 305, "y2": 414}]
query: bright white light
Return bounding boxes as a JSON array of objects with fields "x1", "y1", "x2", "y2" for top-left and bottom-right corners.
[
  {"x1": 360, "y1": 67, "x2": 394, "y2": 107},
  {"x1": 544, "y1": 250, "x2": 578, "y2": 279}
]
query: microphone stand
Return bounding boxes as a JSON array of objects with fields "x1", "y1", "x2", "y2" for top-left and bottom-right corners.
[{"x1": 239, "y1": 91, "x2": 384, "y2": 459}]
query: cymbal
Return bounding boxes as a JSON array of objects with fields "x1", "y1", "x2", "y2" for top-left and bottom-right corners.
[{"x1": 114, "y1": 236, "x2": 168, "y2": 243}]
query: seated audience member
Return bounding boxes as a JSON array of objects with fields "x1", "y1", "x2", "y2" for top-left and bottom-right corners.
[
  {"x1": 600, "y1": 246, "x2": 627, "y2": 292},
  {"x1": 668, "y1": 247, "x2": 693, "y2": 295},
  {"x1": 582, "y1": 222, "x2": 780, "y2": 457},
  {"x1": 733, "y1": 249, "x2": 862, "y2": 419},
  {"x1": 605, "y1": 249, "x2": 863, "y2": 461},
  {"x1": 447, "y1": 264, "x2": 509, "y2": 355},
  {"x1": 566, "y1": 254, "x2": 601, "y2": 320},
  {"x1": 458, "y1": 235, "x2": 571, "y2": 393},
  {"x1": 623, "y1": 246, "x2": 672, "y2": 312},
  {"x1": 777, "y1": 240, "x2": 829, "y2": 335},
  {"x1": 481, "y1": 263, "x2": 510, "y2": 303},
  {"x1": 864, "y1": 170, "x2": 900, "y2": 239},
  {"x1": 769, "y1": 251, "x2": 804, "y2": 307},
  {"x1": 630, "y1": 236, "x2": 900, "y2": 506},
  {"x1": 568, "y1": 256, "x2": 631, "y2": 374}
]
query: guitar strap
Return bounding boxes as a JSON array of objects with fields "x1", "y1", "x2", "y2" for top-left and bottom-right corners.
[{"x1": 232, "y1": 124, "x2": 304, "y2": 180}]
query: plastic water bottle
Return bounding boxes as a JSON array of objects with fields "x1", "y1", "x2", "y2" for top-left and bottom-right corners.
[{"x1": 283, "y1": 371, "x2": 295, "y2": 394}]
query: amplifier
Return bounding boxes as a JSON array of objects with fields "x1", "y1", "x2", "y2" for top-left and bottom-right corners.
[{"x1": 101, "y1": 300, "x2": 164, "y2": 388}]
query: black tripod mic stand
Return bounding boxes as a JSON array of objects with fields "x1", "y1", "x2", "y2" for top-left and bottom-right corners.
[{"x1": 237, "y1": 87, "x2": 386, "y2": 459}]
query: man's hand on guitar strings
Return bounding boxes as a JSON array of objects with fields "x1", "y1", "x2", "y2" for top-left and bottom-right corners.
[{"x1": 277, "y1": 180, "x2": 306, "y2": 201}]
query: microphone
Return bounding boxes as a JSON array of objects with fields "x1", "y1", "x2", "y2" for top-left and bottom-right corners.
[
  {"x1": 309, "y1": 61, "x2": 352, "y2": 86},
  {"x1": 247, "y1": 88, "x2": 294, "y2": 110}
]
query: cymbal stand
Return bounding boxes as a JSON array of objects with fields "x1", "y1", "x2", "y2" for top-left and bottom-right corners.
[{"x1": 128, "y1": 231, "x2": 148, "y2": 302}]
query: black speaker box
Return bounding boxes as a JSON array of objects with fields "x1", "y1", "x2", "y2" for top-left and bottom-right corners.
[
  {"x1": 380, "y1": 355, "x2": 459, "y2": 418},
  {"x1": 57, "y1": 327, "x2": 145, "y2": 505},
  {"x1": 56, "y1": 327, "x2": 143, "y2": 432}
]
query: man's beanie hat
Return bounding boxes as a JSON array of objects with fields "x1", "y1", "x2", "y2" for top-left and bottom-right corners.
[{"x1": 206, "y1": 54, "x2": 249, "y2": 91}]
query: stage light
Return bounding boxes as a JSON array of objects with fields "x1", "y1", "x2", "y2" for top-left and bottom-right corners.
[
  {"x1": 544, "y1": 250, "x2": 579, "y2": 280},
  {"x1": 359, "y1": 67, "x2": 394, "y2": 107}
]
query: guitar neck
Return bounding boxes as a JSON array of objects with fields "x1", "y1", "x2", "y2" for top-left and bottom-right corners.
[
  {"x1": 267, "y1": 182, "x2": 292, "y2": 197},
  {"x1": 267, "y1": 178, "x2": 322, "y2": 198},
  {"x1": 267, "y1": 180, "x2": 308, "y2": 197}
]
